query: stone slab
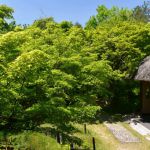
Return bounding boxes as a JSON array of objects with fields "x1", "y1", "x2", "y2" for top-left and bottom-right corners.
[
  {"x1": 130, "y1": 122, "x2": 150, "y2": 136},
  {"x1": 105, "y1": 123, "x2": 140, "y2": 143}
]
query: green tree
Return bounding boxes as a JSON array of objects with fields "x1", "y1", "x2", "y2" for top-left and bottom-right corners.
[
  {"x1": 85, "y1": 5, "x2": 133, "y2": 29},
  {"x1": 59, "y1": 21, "x2": 73, "y2": 32},
  {"x1": 0, "y1": 5, "x2": 15, "y2": 33},
  {"x1": 33, "y1": 17, "x2": 55, "y2": 29},
  {"x1": 133, "y1": 1, "x2": 150, "y2": 22}
]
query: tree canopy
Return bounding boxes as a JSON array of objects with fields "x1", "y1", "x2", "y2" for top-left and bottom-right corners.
[
  {"x1": 0, "y1": 5, "x2": 15, "y2": 33},
  {"x1": 0, "y1": 2, "x2": 150, "y2": 132}
]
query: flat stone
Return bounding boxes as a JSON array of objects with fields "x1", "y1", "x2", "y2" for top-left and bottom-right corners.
[
  {"x1": 146, "y1": 136, "x2": 150, "y2": 141},
  {"x1": 130, "y1": 122, "x2": 150, "y2": 136},
  {"x1": 105, "y1": 123, "x2": 140, "y2": 143}
]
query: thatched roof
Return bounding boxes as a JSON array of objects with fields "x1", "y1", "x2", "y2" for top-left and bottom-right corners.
[{"x1": 135, "y1": 56, "x2": 150, "y2": 81}]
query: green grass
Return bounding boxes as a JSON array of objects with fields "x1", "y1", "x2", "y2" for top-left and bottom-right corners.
[
  {"x1": 0, "y1": 131, "x2": 69, "y2": 150},
  {"x1": 73, "y1": 122, "x2": 150, "y2": 150},
  {"x1": 13, "y1": 132, "x2": 62, "y2": 150},
  {"x1": 73, "y1": 123, "x2": 118, "y2": 150}
]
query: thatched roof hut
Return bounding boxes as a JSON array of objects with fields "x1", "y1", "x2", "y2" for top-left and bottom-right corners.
[
  {"x1": 135, "y1": 56, "x2": 150, "y2": 81},
  {"x1": 135, "y1": 56, "x2": 150, "y2": 114}
]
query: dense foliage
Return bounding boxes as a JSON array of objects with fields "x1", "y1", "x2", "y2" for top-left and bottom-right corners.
[{"x1": 0, "y1": 1, "x2": 150, "y2": 132}]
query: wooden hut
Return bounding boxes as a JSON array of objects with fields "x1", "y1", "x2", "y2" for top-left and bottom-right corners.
[{"x1": 135, "y1": 56, "x2": 150, "y2": 114}]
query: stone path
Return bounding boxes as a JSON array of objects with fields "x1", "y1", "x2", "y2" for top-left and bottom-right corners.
[
  {"x1": 130, "y1": 121, "x2": 150, "y2": 141},
  {"x1": 130, "y1": 122, "x2": 150, "y2": 136},
  {"x1": 105, "y1": 123, "x2": 140, "y2": 143}
]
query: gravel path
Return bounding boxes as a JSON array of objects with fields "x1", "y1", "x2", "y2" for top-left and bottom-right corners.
[{"x1": 105, "y1": 123, "x2": 140, "y2": 143}]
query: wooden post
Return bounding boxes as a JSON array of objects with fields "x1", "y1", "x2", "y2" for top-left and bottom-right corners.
[
  {"x1": 84, "y1": 124, "x2": 87, "y2": 134},
  {"x1": 70, "y1": 143, "x2": 74, "y2": 150},
  {"x1": 92, "y1": 137, "x2": 96, "y2": 150},
  {"x1": 56, "y1": 132, "x2": 61, "y2": 144},
  {"x1": 60, "y1": 133, "x2": 62, "y2": 144}
]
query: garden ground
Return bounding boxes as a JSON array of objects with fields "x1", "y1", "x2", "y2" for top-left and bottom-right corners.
[{"x1": 1, "y1": 114, "x2": 150, "y2": 150}]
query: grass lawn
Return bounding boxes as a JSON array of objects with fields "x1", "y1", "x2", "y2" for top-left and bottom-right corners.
[
  {"x1": 73, "y1": 122, "x2": 150, "y2": 150},
  {"x1": 73, "y1": 123, "x2": 118, "y2": 150}
]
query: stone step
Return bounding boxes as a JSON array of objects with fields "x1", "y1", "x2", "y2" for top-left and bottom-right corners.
[{"x1": 105, "y1": 122, "x2": 140, "y2": 143}]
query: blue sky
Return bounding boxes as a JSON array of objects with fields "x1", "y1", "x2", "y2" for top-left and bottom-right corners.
[{"x1": 0, "y1": 0, "x2": 145, "y2": 26}]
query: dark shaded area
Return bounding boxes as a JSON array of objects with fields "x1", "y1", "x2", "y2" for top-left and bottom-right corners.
[
  {"x1": 140, "y1": 114, "x2": 150, "y2": 129},
  {"x1": 102, "y1": 80, "x2": 141, "y2": 114}
]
